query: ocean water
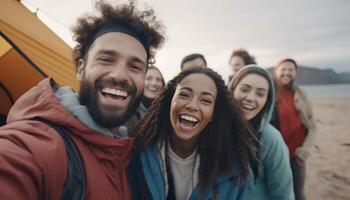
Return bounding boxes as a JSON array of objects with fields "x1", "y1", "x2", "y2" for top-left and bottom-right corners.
[{"x1": 301, "y1": 84, "x2": 350, "y2": 99}]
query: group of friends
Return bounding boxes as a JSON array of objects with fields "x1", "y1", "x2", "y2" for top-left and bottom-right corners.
[{"x1": 0, "y1": 1, "x2": 317, "y2": 200}]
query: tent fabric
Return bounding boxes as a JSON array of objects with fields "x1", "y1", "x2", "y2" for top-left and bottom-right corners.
[
  {"x1": 0, "y1": 46, "x2": 45, "y2": 114},
  {"x1": 0, "y1": 0, "x2": 79, "y2": 115}
]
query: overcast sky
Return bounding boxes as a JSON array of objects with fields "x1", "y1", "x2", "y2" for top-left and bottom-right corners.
[{"x1": 22, "y1": 0, "x2": 350, "y2": 82}]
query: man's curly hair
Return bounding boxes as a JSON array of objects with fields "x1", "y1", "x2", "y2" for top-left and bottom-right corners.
[{"x1": 71, "y1": 0, "x2": 165, "y2": 71}]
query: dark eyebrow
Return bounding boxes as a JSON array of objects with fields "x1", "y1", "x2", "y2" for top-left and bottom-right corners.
[
  {"x1": 242, "y1": 83, "x2": 267, "y2": 91},
  {"x1": 202, "y1": 91, "x2": 216, "y2": 99},
  {"x1": 241, "y1": 83, "x2": 252, "y2": 88},
  {"x1": 180, "y1": 87, "x2": 216, "y2": 99},
  {"x1": 130, "y1": 56, "x2": 147, "y2": 66},
  {"x1": 95, "y1": 49, "x2": 146, "y2": 66},
  {"x1": 179, "y1": 87, "x2": 192, "y2": 92},
  {"x1": 95, "y1": 49, "x2": 116, "y2": 57}
]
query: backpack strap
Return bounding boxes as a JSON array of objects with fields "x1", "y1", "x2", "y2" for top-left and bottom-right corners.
[{"x1": 35, "y1": 118, "x2": 85, "y2": 200}]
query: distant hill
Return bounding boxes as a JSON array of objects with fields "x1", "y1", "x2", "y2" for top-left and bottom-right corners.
[{"x1": 266, "y1": 66, "x2": 350, "y2": 85}]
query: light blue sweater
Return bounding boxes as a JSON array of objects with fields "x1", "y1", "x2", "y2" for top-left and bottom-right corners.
[{"x1": 237, "y1": 66, "x2": 295, "y2": 200}]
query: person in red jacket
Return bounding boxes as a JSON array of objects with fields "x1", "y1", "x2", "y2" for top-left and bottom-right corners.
[
  {"x1": 271, "y1": 58, "x2": 317, "y2": 200},
  {"x1": 0, "y1": 1, "x2": 165, "y2": 199}
]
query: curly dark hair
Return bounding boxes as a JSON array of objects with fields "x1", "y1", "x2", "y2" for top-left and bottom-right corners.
[
  {"x1": 71, "y1": 0, "x2": 165, "y2": 71},
  {"x1": 133, "y1": 67, "x2": 258, "y2": 194},
  {"x1": 229, "y1": 49, "x2": 256, "y2": 66}
]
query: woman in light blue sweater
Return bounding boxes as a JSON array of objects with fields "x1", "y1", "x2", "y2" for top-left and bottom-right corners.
[{"x1": 229, "y1": 65, "x2": 295, "y2": 200}]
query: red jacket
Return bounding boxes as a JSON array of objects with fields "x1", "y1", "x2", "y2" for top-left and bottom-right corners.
[{"x1": 0, "y1": 78, "x2": 133, "y2": 199}]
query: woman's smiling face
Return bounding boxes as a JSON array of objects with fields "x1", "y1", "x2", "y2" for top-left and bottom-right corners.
[
  {"x1": 143, "y1": 68, "x2": 164, "y2": 100},
  {"x1": 233, "y1": 73, "x2": 269, "y2": 120},
  {"x1": 170, "y1": 73, "x2": 217, "y2": 144}
]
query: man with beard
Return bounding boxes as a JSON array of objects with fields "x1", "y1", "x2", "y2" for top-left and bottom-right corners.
[
  {"x1": 0, "y1": 1, "x2": 165, "y2": 199},
  {"x1": 271, "y1": 58, "x2": 317, "y2": 200}
]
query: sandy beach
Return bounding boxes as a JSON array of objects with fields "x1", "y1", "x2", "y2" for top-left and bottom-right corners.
[{"x1": 305, "y1": 98, "x2": 350, "y2": 200}]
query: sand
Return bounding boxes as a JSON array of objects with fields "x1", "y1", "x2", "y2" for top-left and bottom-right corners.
[{"x1": 305, "y1": 98, "x2": 350, "y2": 200}]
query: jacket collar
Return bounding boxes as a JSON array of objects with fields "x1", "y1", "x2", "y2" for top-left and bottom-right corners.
[{"x1": 55, "y1": 86, "x2": 128, "y2": 138}]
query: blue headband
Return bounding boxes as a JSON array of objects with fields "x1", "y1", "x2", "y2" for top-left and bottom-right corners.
[{"x1": 82, "y1": 24, "x2": 150, "y2": 61}]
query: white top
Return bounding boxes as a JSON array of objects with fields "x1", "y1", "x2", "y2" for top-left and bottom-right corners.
[{"x1": 168, "y1": 146, "x2": 197, "y2": 200}]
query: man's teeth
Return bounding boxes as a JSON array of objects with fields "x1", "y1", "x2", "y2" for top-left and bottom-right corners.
[
  {"x1": 180, "y1": 114, "x2": 199, "y2": 122},
  {"x1": 101, "y1": 87, "x2": 128, "y2": 97}
]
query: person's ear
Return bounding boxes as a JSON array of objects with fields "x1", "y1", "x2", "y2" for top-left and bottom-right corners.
[{"x1": 76, "y1": 59, "x2": 85, "y2": 81}]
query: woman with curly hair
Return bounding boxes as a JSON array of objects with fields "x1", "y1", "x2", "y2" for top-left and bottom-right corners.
[
  {"x1": 129, "y1": 67, "x2": 258, "y2": 199},
  {"x1": 229, "y1": 65, "x2": 294, "y2": 200}
]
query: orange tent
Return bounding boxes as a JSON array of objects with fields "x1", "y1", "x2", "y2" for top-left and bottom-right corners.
[{"x1": 0, "y1": 0, "x2": 78, "y2": 116}]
